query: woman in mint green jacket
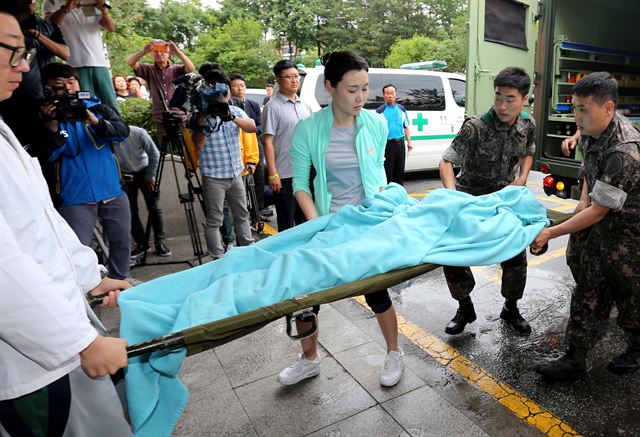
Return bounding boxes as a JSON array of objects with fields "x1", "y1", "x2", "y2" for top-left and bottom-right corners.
[{"x1": 280, "y1": 51, "x2": 404, "y2": 388}]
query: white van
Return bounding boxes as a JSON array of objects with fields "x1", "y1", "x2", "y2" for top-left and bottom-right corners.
[{"x1": 298, "y1": 66, "x2": 466, "y2": 172}]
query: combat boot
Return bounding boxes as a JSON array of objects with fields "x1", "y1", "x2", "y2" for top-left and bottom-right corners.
[
  {"x1": 500, "y1": 300, "x2": 532, "y2": 334},
  {"x1": 445, "y1": 297, "x2": 476, "y2": 335},
  {"x1": 536, "y1": 347, "x2": 587, "y2": 382},
  {"x1": 608, "y1": 347, "x2": 640, "y2": 374}
]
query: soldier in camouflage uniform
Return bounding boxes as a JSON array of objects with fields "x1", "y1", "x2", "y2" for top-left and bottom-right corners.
[
  {"x1": 533, "y1": 72, "x2": 640, "y2": 381},
  {"x1": 439, "y1": 67, "x2": 536, "y2": 336}
]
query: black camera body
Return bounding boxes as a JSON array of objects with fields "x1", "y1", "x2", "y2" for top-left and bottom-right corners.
[
  {"x1": 43, "y1": 90, "x2": 91, "y2": 122},
  {"x1": 193, "y1": 80, "x2": 230, "y2": 118}
]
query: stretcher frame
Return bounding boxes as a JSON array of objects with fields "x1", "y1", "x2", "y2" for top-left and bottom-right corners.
[{"x1": 121, "y1": 209, "x2": 573, "y2": 358}]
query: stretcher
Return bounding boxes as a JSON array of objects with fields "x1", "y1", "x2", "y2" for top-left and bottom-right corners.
[{"x1": 105, "y1": 208, "x2": 573, "y2": 359}]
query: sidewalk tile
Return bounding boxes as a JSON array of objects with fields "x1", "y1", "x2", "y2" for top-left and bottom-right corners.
[
  {"x1": 333, "y1": 341, "x2": 425, "y2": 403},
  {"x1": 180, "y1": 350, "x2": 232, "y2": 403},
  {"x1": 173, "y1": 390, "x2": 257, "y2": 436},
  {"x1": 305, "y1": 405, "x2": 410, "y2": 437},
  {"x1": 236, "y1": 356, "x2": 376, "y2": 436},
  {"x1": 215, "y1": 321, "x2": 303, "y2": 388},
  {"x1": 317, "y1": 305, "x2": 373, "y2": 354},
  {"x1": 382, "y1": 386, "x2": 489, "y2": 437}
]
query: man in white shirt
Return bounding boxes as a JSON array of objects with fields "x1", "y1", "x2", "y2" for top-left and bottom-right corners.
[
  {"x1": 42, "y1": 0, "x2": 119, "y2": 109},
  {"x1": 0, "y1": 11, "x2": 131, "y2": 436}
]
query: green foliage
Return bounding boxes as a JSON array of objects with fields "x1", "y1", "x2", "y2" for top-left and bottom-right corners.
[
  {"x1": 74, "y1": 0, "x2": 468, "y2": 91},
  {"x1": 118, "y1": 98, "x2": 154, "y2": 134},
  {"x1": 384, "y1": 14, "x2": 468, "y2": 73},
  {"x1": 139, "y1": 0, "x2": 219, "y2": 51},
  {"x1": 190, "y1": 18, "x2": 276, "y2": 86}
]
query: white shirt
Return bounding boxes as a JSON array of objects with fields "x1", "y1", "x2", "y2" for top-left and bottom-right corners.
[
  {"x1": 0, "y1": 119, "x2": 103, "y2": 400},
  {"x1": 43, "y1": 0, "x2": 109, "y2": 68}
]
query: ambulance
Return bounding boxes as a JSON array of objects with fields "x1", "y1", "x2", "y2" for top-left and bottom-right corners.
[
  {"x1": 467, "y1": 0, "x2": 640, "y2": 198},
  {"x1": 298, "y1": 67, "x2": 466, "y2": 172}
]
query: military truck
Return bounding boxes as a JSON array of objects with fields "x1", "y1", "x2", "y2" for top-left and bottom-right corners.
[{"x1": 466, "y1": 0, "x2": 640, "y2": 199}]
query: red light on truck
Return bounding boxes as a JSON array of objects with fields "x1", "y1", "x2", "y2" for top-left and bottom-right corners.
[
  {"x1": 543, "y1": 176, "x2": 555, "y2": 188},
  {"x1": 540, "y1": 163, "x2": 550, "y2": 174}
]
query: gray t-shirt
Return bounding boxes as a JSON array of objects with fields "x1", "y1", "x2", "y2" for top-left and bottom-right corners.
[
  {"x1": 262, "y1": 92, "x2": 312, "y2": 178},
  {"x1": 325, "y1": 125, "x2": 365, "y2": 213}
]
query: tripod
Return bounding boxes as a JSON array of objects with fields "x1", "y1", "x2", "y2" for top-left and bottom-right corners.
[{"x1": 133, "y1": 112, "x2": 207, "y2": 267}]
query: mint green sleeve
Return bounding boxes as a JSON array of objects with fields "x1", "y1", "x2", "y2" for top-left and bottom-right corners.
[{"x1": 291, "y1": 120, "x2": 313, "y2": 196}]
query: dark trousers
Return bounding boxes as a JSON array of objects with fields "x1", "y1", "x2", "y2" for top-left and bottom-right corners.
[
  {"x1": 58, "y1": 194, "x2": 131, "y2": 280},
  {"x1": 565, "y1": 226, "x2": 640, "y2": 350},
  {"x1": 443, "y1": 250, "x2": 528, "y2": 302},
  {"x1": 125, "y1": 170, "x2": 166, "y2": 248},
  {"x1": 274, "y1": 177, "x2": 306, "y2": 231},
  {"x1": 384, "y1": 138, "x2": 406, "y2": 185},
  {"x1": 254, "y1": 161, "x2": 266, "y2": 210}
]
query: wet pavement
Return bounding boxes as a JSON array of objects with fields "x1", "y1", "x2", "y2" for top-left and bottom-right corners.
[{"x1": 99, "y1": 162, "x2": 640, "y2": 436}]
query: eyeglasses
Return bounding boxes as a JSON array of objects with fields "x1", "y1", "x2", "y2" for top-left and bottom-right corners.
[
  {"x1": 0, "y1": 41, "x2": 36, "y2": 68},
  {"x1": 279, "y1": 74, "x2": 300, "y2": 81}
]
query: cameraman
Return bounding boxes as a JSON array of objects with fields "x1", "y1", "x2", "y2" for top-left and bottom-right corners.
[
  {"x1": 191, "y1": 69, "x2": 256, "y2": 259},
  {"x1": 38, "y1": 62, "x2": 132, "y2": 281}
]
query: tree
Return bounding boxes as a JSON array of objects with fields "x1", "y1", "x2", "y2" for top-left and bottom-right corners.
[
  {"x1": 103, "y1": 0, "x2": 153, "y2": 75},
  {"x1": 139, "y1": 0, "x2": 219, "y2": 52},
  {"x1": 384, "y1": 13, "x2": 467, "y2": 72},
  {"x1": 190, "y1": 18, "x2": 276, "y2": 86}
]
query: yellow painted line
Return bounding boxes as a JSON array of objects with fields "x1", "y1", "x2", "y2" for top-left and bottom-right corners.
[
  {"x1": 536, "y1": 195, "x2": 576, "y2": 208},
  {"x1": 408, "y1": 189, "x2": 434, "y2": 198},
  {"x1": 353, "y1": 295, "x2": 581, "y2": 436},
  {"x1": 553, "y1": 205, "x2": 577, "y2": 213},
  {"x1": 527, "y1": 181, "x2": 543, "y2": 187},
  {"x1": 486, "y1": 247, "x2": 567, "y2": 283},
  {"x1": 528, "y1": 247, "x2": 567, "y2": 268}
]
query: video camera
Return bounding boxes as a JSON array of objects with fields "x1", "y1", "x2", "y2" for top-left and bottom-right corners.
[
  {"x1": 192, "y1": 70, "x2": 231, "y2": 119},
  {"x1": 42, "y1": 88, "x2": 91, "y2": 122}
]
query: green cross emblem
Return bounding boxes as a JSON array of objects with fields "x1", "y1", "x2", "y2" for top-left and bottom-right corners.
[{"x1": 412, "y1": 113, "x2": 428, "y2": 132}]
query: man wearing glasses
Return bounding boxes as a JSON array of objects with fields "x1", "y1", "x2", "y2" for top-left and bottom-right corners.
[
  {"x1": 262, "y1": 60, "x2": 312, "y2": 231},
  {"x1": 0, "y1": 11, "x2": 131, "y2": 436}
]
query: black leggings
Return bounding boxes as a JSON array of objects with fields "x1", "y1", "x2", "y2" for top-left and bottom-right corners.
[{"x1": 304, "y1": 289, "x2": 392, "y2": 317}]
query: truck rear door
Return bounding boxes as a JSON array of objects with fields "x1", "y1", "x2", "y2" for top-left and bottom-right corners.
[{"x1": 466, "y1": 0, "x2": 539, "y2": 116}]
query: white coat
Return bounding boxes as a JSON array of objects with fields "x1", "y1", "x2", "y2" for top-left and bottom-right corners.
[{"x1": 0, "y1": 119, "x2": 104, "y2": 400}]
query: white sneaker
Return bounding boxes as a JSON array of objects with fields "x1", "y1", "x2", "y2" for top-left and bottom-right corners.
[
  {"x1": 380, "y1": 349, "x2": 404, "y2": 387},
  {"x1": 126, "y1": 277, "x2": 144, "y2": 287},
  {"x1": 277, "y1": 353, "x2": 321, "y2": 385},
  {"x1": 225, "y1": 243, "x2": 234, "y2": 253}
]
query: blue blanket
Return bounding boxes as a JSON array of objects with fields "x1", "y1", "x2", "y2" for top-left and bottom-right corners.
[{"x1": 119, "y1": 184, "x2": 549, "y2": 436}]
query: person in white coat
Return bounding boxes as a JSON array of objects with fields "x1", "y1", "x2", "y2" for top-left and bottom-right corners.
[{"x1": 0, "y1": 11, "x2": 132, "y2": 436}]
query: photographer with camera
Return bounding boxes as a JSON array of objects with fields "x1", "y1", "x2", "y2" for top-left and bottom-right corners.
[
  {"x1": 38, "y1": 62, "x2": 133, "y2": 281},
  {"x1": 126, "y1": 39, "x2": 195, "y2": 142},
  {"x1": 190, "y1": 69, "x2": 256, "y2": 259}
]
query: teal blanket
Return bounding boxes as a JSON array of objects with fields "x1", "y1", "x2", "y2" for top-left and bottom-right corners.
[{"x1": 119, "y1": 184, "x2": 549, "y2": 436}]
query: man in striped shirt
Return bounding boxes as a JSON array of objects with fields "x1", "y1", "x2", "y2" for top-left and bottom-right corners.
[{"x1": 191, "y1": 70, "x2": 256, "y2": 259}]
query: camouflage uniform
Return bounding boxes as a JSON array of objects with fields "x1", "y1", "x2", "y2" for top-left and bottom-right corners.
[
  {"x1": 564, "y1": 113, "x2": 640, "y2": 351},
  {"x1": 441, "y1": 108, "x2": 536, "y2": 301}
]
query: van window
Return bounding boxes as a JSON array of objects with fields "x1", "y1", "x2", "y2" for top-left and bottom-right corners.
[
  {"x1": 384, "y1": 74, "x2": 446, "y2": 111},
  {"x1": 449, "y1": 78, "x2": 465, "y2": 107},
  {"x1": 314, "y1": 73, "x2": 384, "y2": 109}
]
